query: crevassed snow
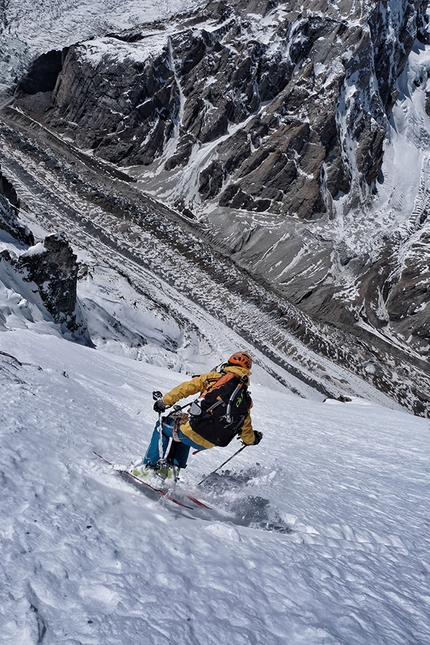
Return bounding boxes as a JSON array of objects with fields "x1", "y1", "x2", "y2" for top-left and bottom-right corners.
[
  {"x1": 0, "y1": 0, "x2": 200, "y2": 95},
  {"x1": 3, "y1": 0, "x2": 199, "y2": 55}
]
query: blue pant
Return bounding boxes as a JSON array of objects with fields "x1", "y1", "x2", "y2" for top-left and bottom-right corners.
[{"x1": 143, "y1": 418, "x2": 207, "y2": 468}]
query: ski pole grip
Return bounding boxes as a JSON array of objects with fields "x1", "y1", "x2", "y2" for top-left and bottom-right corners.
[{"x1": 153, "y1": 390, "x2": 163, "y2": 401}]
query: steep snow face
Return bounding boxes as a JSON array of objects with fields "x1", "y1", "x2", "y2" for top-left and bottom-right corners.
[
  {"x1": 1, "y1": 321, "x2": 429, "y2": 645},
  {"x1": 331, "y1": 40, "x2": 430, "y2": 358}
]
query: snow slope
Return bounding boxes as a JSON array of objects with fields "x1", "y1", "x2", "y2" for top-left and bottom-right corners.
[{"x1": 1, "y1": 321, "x2": 429, "y2": 644}]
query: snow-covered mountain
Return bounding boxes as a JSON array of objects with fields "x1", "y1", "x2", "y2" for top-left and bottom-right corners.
[
  {"x1": 1, "y1": 4, "x2": 430, "y2": 641},
  {"x1": 7, "y1": 0, "x2": 429, "y2": 367},
  {"x1": 1, "y1": 1, "x2": 430, "y2": 414},
  {"x1": 0, "y1": 0, "x2": 201, "y2": 94},
  {"x1": 1, "y1": 1, "x2": 428, "y2": 415}
]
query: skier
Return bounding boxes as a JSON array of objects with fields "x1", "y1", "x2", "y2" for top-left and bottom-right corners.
[{"x1": 135, "y1": 351, "x2": 262, "y2": 478}]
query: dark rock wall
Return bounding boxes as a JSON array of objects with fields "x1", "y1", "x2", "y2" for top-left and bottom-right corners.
[
  {"x1": 18, "y1": 48, "x2": 70, "y2": 95},
  {"x1": 0, "y1": 168, "x2": 34, "y2": 245},
  {"x1": 17, "y1": 233, "x2": 79, "y2": 325},
  {"x1": 19, "y1": 1, "x2": 427, "y2": 219}
]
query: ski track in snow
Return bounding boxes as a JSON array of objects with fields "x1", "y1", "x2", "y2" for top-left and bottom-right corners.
[{"x1": 1, "y1": 329, "x2": 429, "y2": 645}]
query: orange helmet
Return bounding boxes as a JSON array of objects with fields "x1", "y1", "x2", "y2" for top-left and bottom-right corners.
[{"x1": 227, "y1": 351, "x2": 252, "y2": 370}]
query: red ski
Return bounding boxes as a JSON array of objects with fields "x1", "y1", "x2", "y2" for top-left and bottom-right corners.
[{"x1": 93, "y1": 451, "x2": 211, "y2": 510}]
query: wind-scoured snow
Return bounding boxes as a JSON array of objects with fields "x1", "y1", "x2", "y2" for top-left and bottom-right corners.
[
  {"x1": 1, "y1": 317, "x2": 429, "y2": 645},
  {"x1": 0, "y1": 228, "x2": 429, "y2": 644}
]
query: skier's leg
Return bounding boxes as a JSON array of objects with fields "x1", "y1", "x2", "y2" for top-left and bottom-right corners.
[
  {"x1": 143, "y1": 419, "x2": 172, "y2": 466},
  {"x1": 170, "y1": 443, "x2": 191, "y2": 468},
  {"x1": 165, "y1": 424, "x2": 207, "y2": 468},
  {"x1": 143, "y1": 422, "x2": 208, "y2": 471},
  {"x1": 168, "y1": 429, "x2": 208, "y2": 468}
]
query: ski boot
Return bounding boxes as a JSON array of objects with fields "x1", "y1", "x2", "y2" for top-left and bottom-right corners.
[
  {"x1": 131, "y1": 458, "x2": 156, "y2": 479},
  {"x1": 132, "y1": 459, "x2": 180, "y2": 481},
  {"x1": 154, "y1": 459, "x2": 180, "y2": 481}
]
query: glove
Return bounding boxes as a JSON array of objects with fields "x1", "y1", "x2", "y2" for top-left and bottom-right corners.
[
  {"x1": 153, "y1": 398, "x2": 167, "y2": 413},
  {"x1": 252, "y1": 431, "x2": 263, "y2": 445}
]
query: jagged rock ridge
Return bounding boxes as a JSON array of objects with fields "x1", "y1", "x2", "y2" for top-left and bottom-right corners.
[{"x1": 19, "y1": 1, "x2": 428, "y2": 218}]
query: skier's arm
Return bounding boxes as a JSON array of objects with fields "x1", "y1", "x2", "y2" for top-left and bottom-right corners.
[
  {"x1": 240, "y1": 413, "x2": 256, "y2": 445},
  {"x1": 162, "y1": 374, "x2": 210, "y2": 407}
]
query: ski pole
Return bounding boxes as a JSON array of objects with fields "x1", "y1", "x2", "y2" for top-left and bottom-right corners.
[
  {"x1": 153, "y1": 391, "x2": 165, "y2": 461},
  {"x1": 197, "y1": 444, "x2": 247, "y2": 486}
]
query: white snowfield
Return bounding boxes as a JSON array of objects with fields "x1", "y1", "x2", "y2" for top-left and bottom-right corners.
[
  {"x1": 1, "y1": 322, "x2": 429, "y2": 644},
  {"x1": 3, "y1": 0, "x2": 200, "y2": 55}
]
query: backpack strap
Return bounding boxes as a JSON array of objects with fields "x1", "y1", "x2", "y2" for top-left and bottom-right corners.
[
  {"x1": 191, "y1": 370, "x2": 227, "y2": 391},
  {"x1": 197, "y1": 373, "x2": 236, "y2": 417},
  {"x1": 224, "y1": 375, "x2": 248, "y2": 424}
]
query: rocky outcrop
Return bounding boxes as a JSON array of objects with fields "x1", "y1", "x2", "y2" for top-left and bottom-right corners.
[
  {"x1": 0, "y1": 169, "x2": 88, "y2": 339},
  {"x1": 16, "y1": 233, "x2": 80, "y2": 326},
  {"x1": 0, "y1": 226, "x2": 89, "y2": 341},
  {"x1": 0, "y1": 168, "x2": 34, "y2": 245}
]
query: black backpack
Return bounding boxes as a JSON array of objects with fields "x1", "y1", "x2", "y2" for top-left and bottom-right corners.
[{"x1": 188, "y1": 372, "x2": 252, "y2": 447}]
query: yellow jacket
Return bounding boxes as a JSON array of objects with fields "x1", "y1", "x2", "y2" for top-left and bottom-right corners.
[{"x1": 162, "y1": 365, "x2": 254, "y2": 448}]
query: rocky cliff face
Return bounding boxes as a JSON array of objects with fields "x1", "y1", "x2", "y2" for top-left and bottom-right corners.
[
  {"x1": 20, "y1": 1, "x2": 427, "y2": 216},
  {"x1": 0, "y1": 196, "x2": 88, "y2": 341},
  {"x1": 15, "y1": 0, "x2": 430, "y2": 363},
  {"x1": 0, "y1": 168, "x2": 34, "y2": 246},
  {"x1": 15, "y1": 233, "x2": 80, "y2": 327}
]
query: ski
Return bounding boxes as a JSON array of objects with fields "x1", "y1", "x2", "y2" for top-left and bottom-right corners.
[
  {"x1": 93, "y1": 451, "x2": 211, "y2": 510},
  {"x1": 181, "y1": 493, "x2": 211, "y2": 508},
  {"x1": 118, "y1": 469, "x2": 194, "y2": 508},
  {"x1": 93, "y1": 451, "x2": 193, "y2": 508}
]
